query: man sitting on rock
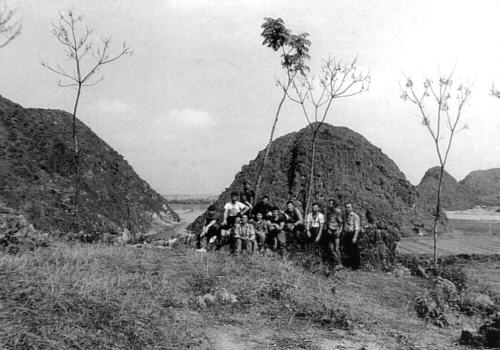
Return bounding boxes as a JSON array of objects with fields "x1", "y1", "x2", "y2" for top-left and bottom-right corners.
[
  {"x1": 267, "y1": 206, "x2": 286, "y2": 255},
  {"x1": 234, "y1": 213, "x2": 257, "y2": 254},
  {"x1": 283, "y1": 200, "x2": 304, "y2": 243},
  {"x1": 253, "y1": 212, "x2": 268, "y2": 252},
  {"x1": 306, "y1": 202, "x2": 325, "y2": 245},
  {"x1": 222, "y1": 191, "x2": 249, "y2": 235},
  {"x1": 342, "y1": 202, "x2": 361, "y2": 270},
  {"x1": 195, "y1": 204, "x2": 221, "y2": 252},
  {"x1": 253, "y1": 195, "x2": 273, "y2": 220}
]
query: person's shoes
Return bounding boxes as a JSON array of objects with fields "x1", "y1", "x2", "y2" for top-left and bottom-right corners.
[
  {"x1": 209, "y1": 236, "x2": 217, "y2": 244},
  {"x1": 335, "y1": 264, "x2": 345, "y2": 270},
  {"x1": 195, "y1": 248, "x2": 207, "y2": 252}
]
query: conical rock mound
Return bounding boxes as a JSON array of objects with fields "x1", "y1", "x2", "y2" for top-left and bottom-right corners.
[
  {"x1": 460, "y1": 168, "x2": 500, "y2": 206},
  {"x1": 417, "y1": 166, "x2": 477, "y2": 211},
  {"x1": 0, "y1": 94, "x2": 179, "y2": 236},
  {"x1": 190, "y1": 123, "x2": 435, "y2": 236}
]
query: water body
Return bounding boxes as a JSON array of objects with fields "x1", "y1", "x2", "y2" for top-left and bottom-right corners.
[{"x1": 155, "y1": 204, "x2": 206, "y2": 239}]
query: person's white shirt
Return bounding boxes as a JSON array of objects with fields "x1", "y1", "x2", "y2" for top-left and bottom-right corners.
[
  {"x1": 306, "y1": 212, "x2": 325, "y2": 228},
  {"x1": 224, "y1": 201, "x2": 247, "y2": 216}
]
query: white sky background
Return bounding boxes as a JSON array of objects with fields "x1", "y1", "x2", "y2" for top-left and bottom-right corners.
[{"x1": 1, "y1": 0, "x2": 500, "y2": 195}]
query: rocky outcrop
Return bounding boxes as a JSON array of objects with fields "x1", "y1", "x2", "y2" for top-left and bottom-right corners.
[
  {"x1": 416, "y1": 166, "x2": 477, "y2": 211},
  {"x1": 460, "y1": 168, "x2": 500, "y2": 206},
  {"x1": 0, "y1": 94, "x2": 179, "y2": 237},
  {"x1": 189, "y1": 123, "x2": 440, "y2": 236}
]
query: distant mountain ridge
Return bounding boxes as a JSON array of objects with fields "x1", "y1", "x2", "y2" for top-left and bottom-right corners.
[
  {"x1": 416, "y1": 166, "x2": 478, "y2": 211},
  {"x1": 460, "y1": 168, "x2": 500, "y2": 206},
  {"x1": 0, "y1": 94, "x2": 179, "y2": 236}
]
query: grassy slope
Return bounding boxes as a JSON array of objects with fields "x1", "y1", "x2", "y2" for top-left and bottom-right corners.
[{"x1": 0, "y1": 244, "x2": 483, "y2": 350}]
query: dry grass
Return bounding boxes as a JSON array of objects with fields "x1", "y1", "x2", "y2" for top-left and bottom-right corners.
[{"x1": 0, "y1": 242, "x2": 483, "y2": 349}]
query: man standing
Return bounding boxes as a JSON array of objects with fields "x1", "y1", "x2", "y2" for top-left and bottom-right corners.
[
  {"x1": 342, "y1": 202, "x2": 361, "y2": 270},
  {"x1": 267, "y1": 207, "x2": 286, "y2": 254},
  {"x1": 306, "y1": 202, "x2": 325, "y2": 245},
  {"x1": 222, "y1": 191, "x2": 249, "y2": 234},
  {"x1": 240, "y1": 180, "x2": 255, "y2": 211},
  {"x1": 326, "y1": 199, "x2": 343, "y2": 266}
]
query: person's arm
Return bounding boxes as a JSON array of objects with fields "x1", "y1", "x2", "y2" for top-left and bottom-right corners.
[
  {"x1": 295, "y1": 208, "x2": 303, "y2": 225},
  {"x1": 202, "y1": 219, "x2": 216, "y2": 236},
  {"x1": 352, "y1": 214, "x2": 360, "y2": 243},
  {"x1": 240, "y1": 202, "x2": 250, "y2": 216}
]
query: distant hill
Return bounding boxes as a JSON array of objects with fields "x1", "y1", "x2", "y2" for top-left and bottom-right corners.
[
  {"x1": 460, "y1": 168, "x2": 500, "y2": 206},
  {"x1": 416, "y1": 166, "x2": 478, "y2": 211},
  {"x1": 189, "y1": 123, "x2": 441, "y2": 236},
  {"x1": 0, "y1": 94, "x2": 179, "y2": 236}
]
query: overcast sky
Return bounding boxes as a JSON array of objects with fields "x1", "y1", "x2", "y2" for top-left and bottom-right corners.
[{"x1": 1, "y1": 0, "x2": 500, "y2": 195}]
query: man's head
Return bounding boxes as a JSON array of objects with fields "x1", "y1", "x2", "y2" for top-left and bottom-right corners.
[
  {"x1": 235, "y1": 215, "x2": 241, "y2": 224},
  {"x1": 262, "y1": 195, "x2": 269, "y2": 204},
  {"x1": 230, "y1": 191, "x2": 239, "y2": 202},
  {"x1": 241, "y1": 213, "x2": 249, "y2": 224},
  {"x1": 272, "y1": 206, "x2": 280, "y2": 218},
  {"x1": 345, "y1": 203, "x2": 353, "y2": 214},
  {"x1": 286, "y1": 200, "x2": 294, "y2": 211},
  {"x1": 243, "y1": 180, "x2": 251, "y2": 190},
  {"x1": 328, "y1": 199, "x2": 337, "y2": 208},
  {"x1": 312, "y1": 202, "x2": 320, "y2": 213},
  {"x1": 208, "y1": 205, "x2": 216, "y2": 214},
  {"x1": 256, "y1": 212, "x2": 263, "y2": 221}
]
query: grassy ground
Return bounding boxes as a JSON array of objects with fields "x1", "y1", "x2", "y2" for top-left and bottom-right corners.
[{"x1": 0, "y1": 243, "x2": 490, "y2": 349}]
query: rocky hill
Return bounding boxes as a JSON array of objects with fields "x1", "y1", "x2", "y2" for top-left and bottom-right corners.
[
  {"x1": 0, "y1": 94, "x2": 179, "y2": 237},
  {"x1": 189, "y1": 123, "x2": 441, "y2": 236},
  {"x1": 416, "y1": 166, "x2": 478, "y2": 211},
  {"x1": 460, "y1": 168, "x2": 500, "y2": 206}
]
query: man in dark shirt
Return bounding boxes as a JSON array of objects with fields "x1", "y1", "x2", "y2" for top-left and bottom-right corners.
[
  {"x1": 253, "y1": 195, "x2": 273, "y2": 220},
  {"x1": 196, "y1": 205, "x2": 221, "y2": 252},
  {"x1": 268, "y1": 206, "x2": 286, "y2": 255},
  {"x1": 283, "y1": 200, "x2": 304, "y2": 236}
]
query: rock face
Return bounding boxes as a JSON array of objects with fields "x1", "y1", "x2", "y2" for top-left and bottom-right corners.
[
  {"x1": 416, "y1": 166, "x2": 477, "y2": 211},
  {"x1": 0, "y1": 94, "x2": 179, "y2": 236},
  {"x1": 190, "y1": 123, "x2": 439, "y2": 236},
  {"x1": 460, "y1": 168, "x2": 500, "y2": 206}
]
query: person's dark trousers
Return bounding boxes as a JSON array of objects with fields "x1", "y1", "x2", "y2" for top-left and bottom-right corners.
[
  {"x1": 343, "y1": 231, "x2": 360, "y2": 269},
  {"x1": 268, "y1": 229, "x2": 286, "y2": 255}
]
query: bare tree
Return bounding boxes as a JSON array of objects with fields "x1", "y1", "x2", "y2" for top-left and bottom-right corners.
[
  {"x1": 286, "y1": 56, "x2": 370, "y2": 213},
  {"x1": 42, "y1": 10, "x2": 131, "y2": 230},
  {"x1": 401, "y1": 72, "x2": 471, "y2": 269},
  {"x1": 0, "y1": 1, "x2": 21, "y2": 48},
  {"x1": 256, "y1": 17, "x2": 311, "y2": 203}
]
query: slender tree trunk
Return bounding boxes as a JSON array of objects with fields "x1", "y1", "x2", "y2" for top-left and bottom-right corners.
[
  {"x1": 305, "y1": 129, "x2": 318, "y2": 214},
  {"x1": 254, "y1": 81, "x2": 292, "y2": 203},
  {"x1": 432, "y1": 165, "x2": 445, "y2": 270},
  {"x1": 72, "y1": 84, "x2": 82, "y2": 231}
]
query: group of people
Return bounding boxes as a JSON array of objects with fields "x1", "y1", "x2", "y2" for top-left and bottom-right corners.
[{"x1": 196, "y1": 181, "x2": 362, "y2": 269}]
